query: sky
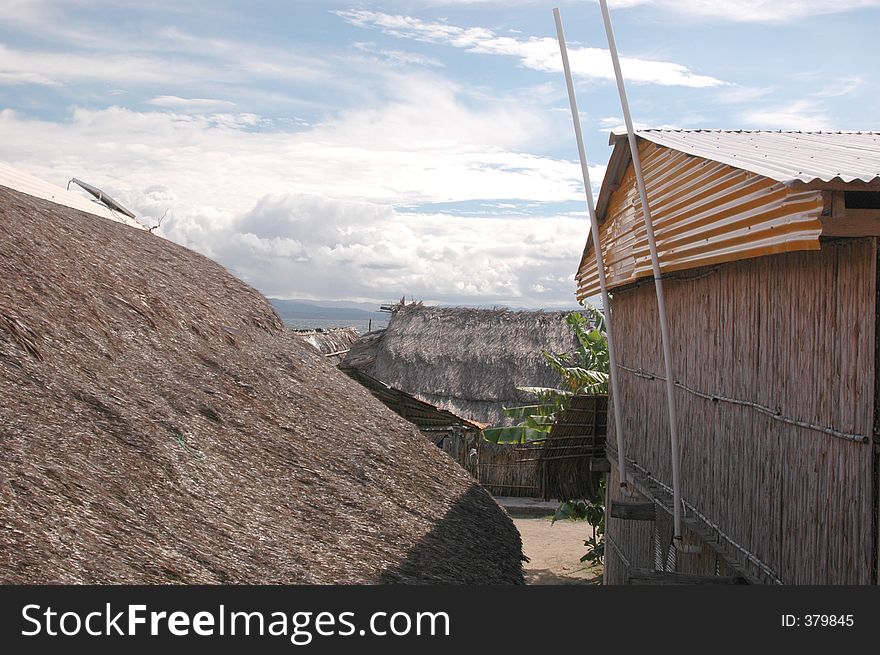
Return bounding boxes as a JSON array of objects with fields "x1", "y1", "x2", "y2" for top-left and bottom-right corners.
[{"x1": 1, "y1": 0, "x2": 879, "y2": 309}]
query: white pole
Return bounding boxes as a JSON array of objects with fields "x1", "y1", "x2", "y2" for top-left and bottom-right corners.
[
  {"x1": 553, "y1": 8, "x2": 628, "y2": 490},
  {"x1": 598, "y1": 0, "x2": 683, "y2": 544}
]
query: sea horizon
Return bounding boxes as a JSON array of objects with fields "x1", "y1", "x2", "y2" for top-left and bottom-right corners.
[{"x1": 282, "y1": 317, "x2": 388, "y2": 334}]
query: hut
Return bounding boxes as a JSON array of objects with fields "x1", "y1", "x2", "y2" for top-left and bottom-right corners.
[
  {"x1": 536, "y1": 394, "x2": 608, "y2": 503},
  {"x1": 340, "y1": 304, "x2": 581, "y2": 427},
  {"x1": 340, "y1": 304, "x2": 583, "y2": 497},
  {"x1": 0, "y1": 170, "x2": 524, "y2": 584},
  {"x1": 576, "y1": 130, "x2": 880, "y2": 584}
]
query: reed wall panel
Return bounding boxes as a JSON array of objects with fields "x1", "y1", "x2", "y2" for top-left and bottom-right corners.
[
  {"x1": 606, "y1": 238, "x2": 876, "y2": 584},
  {"x1": 443, "y1": 432, "x2": 541, "y2": 498},
  {"x1": 604, "y1": 466, "x2": 654, "y2": 584}
]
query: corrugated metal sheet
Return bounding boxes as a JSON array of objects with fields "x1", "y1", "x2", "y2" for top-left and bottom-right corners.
[
  {"x1": 0, "y1": 161, "x2": 145, "y2": 230},
  {"x1": 625, "y1": 130, "x2": 880, "y2": 185},
  {"x1": 577, "y1": 139, "x2": 825, "y2": 299}
]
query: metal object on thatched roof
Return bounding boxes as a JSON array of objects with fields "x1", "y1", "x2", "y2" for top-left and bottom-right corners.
[
  {"x1": 0, "y1": 161, "x2": 145, "y2": 230},
  {"x1": 340, "y1": 304, "x2": 581, "y2": 426},
  {"x1": 0, "y1": 184, "x2": 524, "y2": 584},
  {"x1": 293, "y1": 326, "x2": 360, "y2": 364}
]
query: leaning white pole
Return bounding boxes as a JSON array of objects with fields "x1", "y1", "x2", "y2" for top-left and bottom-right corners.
[
  {"x1": 598, "y1": 0, "x2": 682, "y2": 543},
  {"x1": 553, "y1": 8, "x2": 628, "y2": 490}
]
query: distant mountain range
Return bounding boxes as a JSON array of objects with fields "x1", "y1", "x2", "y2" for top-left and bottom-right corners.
[{"x1": 269, "y1": 298, "x2": 386, "y2": 321}]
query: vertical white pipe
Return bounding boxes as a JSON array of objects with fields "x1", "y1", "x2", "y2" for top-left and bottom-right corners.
[
  {"x1": 552, "y1": 8, "x2": 628, "y2": 490},
  {"x1": 598, "y1": 0, "x2": 682, "y2": 542}
]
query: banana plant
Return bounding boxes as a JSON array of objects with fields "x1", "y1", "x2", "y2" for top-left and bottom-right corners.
[{"x1": 482, "y1": 306, "x2": 609, "y2": 444}]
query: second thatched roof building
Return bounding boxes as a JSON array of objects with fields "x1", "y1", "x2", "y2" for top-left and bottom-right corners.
[{"x1": 341, "y1": 304, "x2": 581, "y2": 427}]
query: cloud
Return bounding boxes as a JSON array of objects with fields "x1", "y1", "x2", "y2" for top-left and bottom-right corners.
[
  {"x1": 812, "y1": 76, "x2": 863, "y2": 98},
  {"x1": 713, "y1": 85, "x2": 775, "y2": 105},
  {"x1": 145, "y1": 96, "x2": 237, "y2": 111},
  {"x1": 336, "y1": 10, "x2": 726, "y2": 88},
  {"x1": 739, "y1": 99, "x2": 833, "y2": 130},
  {"x1": 0, "y1": 43, "x2": 214, "y2": 88},
  {"x1": 597, "y1": 116, "x2": 682, "y2": 132},
  {"x1": 422, "y1": 0, "x2": 880, "y2": 22},
  {"x1": 0, "y1": 21, "x2": 333, "y2": 92},
  {"x1": 353, "y1": 42, "x2": 444, "y2": 68},
  {"x1": 168, "y1": 193, "x2": 588, "y2": 307},
  {"x1": 650, "y1": 0, "x2": 880, "y2": 22},
  {"x1": 0, "y1": 69, "x2": 581, "y2": 207},
  {"x1": 0, "y1": 69, "x2": 591, "y2": 306}
]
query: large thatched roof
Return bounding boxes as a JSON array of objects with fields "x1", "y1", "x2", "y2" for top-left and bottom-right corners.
[
  {"x1": 341, "y1": 304, "x2": 580, "y2": 426},
  {"x1": 0, "y1": 184, "x2": 523, "y2": 584}
]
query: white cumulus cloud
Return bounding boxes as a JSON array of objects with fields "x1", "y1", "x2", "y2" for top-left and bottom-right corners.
[{"x1": 336, "y1": 10, "x2": 727, "y2": 88}]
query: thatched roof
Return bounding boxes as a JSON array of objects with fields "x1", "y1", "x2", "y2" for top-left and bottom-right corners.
[
  {"x1": 340, "y1": 304, "x2": 580, "y2": 426},
  {"x1": 340, "y1": 367, "x2": 481, "y2": 441},
  {"x1": 0, "y1": 185, "x2": 523, "y2": 584},
  {"x1": 294, "y1": 327, "x2": 360, "y2": 364}
]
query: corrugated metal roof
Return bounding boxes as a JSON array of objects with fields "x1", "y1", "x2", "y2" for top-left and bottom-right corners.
[
  {"x1": 578, "y1": 138, "x2": 826, "y2": 298},
  {"x1": 614, "y1": 130, "x2": 880, "y2": 185},
  {"x1": 0, "y1": 161, "x2": 145, "y2": 230}
]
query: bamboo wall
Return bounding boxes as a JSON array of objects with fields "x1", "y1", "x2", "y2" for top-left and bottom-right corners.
[
  {"x1": 443, "y1": 432, "x2": 542, "y2": 498},
  {"x1": 604, "y1": 466, "x2": 737, "y2": 584},
  {"x1": 605, "y1": 237, "x2": 876, "y2": 584}
]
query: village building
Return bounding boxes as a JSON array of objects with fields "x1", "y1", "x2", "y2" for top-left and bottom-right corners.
[
  {"x1": 340, "y1": 304, "x2": 588, "y2": 497},
  {"x1": 577, "y1": 130, "x2": 880, "y2": 584},
  {"x1": 0, "y1": 169, "x2": 525, "y2": 584}
]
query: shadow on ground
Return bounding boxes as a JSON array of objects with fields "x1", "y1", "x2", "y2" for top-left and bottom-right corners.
[{"x1": 525, "y1": 568, "x2": 602, "y2": 585}]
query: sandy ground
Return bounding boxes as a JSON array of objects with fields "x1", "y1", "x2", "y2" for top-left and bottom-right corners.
[{"x1": 512, "y1": 515, "x2": 603, "y2": 584}]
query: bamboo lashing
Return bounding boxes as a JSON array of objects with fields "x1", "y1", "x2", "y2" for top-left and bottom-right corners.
[{"x1": 616, "y1": 362, "x2": 870, "y2": 444}]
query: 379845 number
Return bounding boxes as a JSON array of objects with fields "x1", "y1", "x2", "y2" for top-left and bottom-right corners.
[{"x1": 781, "y1": 614, "x2": 854, "y2": 627}]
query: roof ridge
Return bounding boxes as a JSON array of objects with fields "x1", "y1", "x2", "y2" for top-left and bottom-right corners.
[{"x1": 612, "y1": 128, "x2": 880, "y2": 136}]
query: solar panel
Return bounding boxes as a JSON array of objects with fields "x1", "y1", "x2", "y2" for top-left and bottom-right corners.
[{"x1": 68, "y1": 178, "x2": 137, "y2": 219}]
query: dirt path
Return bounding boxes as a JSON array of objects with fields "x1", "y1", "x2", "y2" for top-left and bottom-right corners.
[{"x1": 512, "y1": 515, "x2": 602, "y2": 584}]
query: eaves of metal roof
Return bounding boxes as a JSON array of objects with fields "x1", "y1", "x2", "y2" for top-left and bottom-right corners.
[{"x1": 596, "y1": 130, "x2": 880, "y2": 224}]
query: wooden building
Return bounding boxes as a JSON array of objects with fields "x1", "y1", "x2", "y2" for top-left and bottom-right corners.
[{"x1": 575, "y1": 130, "x2": 880, "y2": 584}]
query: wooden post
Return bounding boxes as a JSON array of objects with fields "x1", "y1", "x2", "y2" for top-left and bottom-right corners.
[
  {"x1": 589, "y1": 458, "x2": 612, "y2": 472},
  {"x1": 609, "y1": 500, "x2": 656, "y2": 521}
]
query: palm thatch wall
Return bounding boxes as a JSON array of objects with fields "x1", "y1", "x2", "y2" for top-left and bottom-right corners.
[
  {"x1": 0, "y1": 184, "x2": 524, "y2": 584},
  {"x1": 340, "y1": 304, "x2": 580, "y2": 427},
  {"x1": 537, "y1": 394, "x2": 607, "y2": 502},
  {"x1": 604, "y1": 238, "x2": 876, "y2": 585},
  {"x1": 441, "y1": 431, "x2": 543, "y2": 497}
]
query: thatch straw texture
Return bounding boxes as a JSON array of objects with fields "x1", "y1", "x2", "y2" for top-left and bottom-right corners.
[
  {"x1": 295, "y1": 327, "x2": 360, "y2": 364},
  {"x1": 604, "y1": 238, "x2": 876, "y2": 584},
  {"x1": 339, "y1": 367, "x2": 480, "y2": 436},
  {"x1": 0, "y1": 185, "x2": 524, "y2": 584},
  {"x1": 340, "y1": 305, "x2": 580, "y2": 426}
]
